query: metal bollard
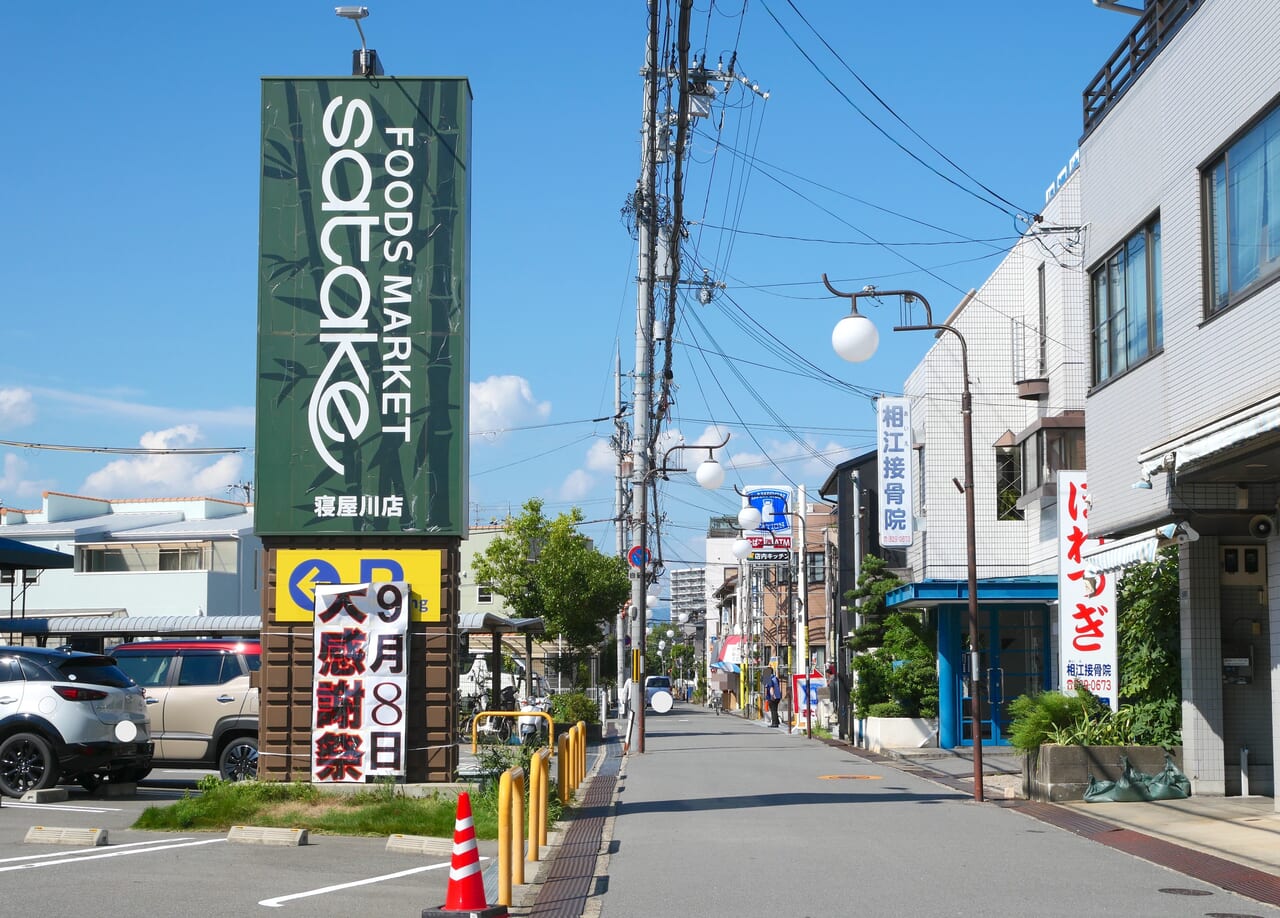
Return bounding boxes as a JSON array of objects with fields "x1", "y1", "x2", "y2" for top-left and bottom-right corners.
[
  {"x1": 528, "y1": 747, "x2": 551, "y2": 859},
  {"x1": 557, "y1": 732, "x2": 571, "y2": 804},
  {"x1": 1242, "y1": 746, "x2": 1250, "y2": 796},
  {"x1": 497, "y1": 766, "x2": 526, "y2": 906}
]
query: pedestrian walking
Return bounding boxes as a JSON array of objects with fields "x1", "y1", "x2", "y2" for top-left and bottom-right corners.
[{"x1": 764, "y1": 666, "x2": 782, "y2": 727}]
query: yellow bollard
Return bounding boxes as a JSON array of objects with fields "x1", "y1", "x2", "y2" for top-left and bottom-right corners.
[
  {"x1": 528, "y1": 747, "x2": 551, "y2": 859},
  {"x1": 557, "y1": 732, "x2": 571, "y2": 804},
  {"x1": 575, "y1": 721, "x2": 587, "y2": 788},
  {"x1": 497, "y1": 766, "x2": 526, "y2": 906}
]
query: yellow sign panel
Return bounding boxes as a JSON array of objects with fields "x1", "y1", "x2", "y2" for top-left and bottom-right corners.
[{"x1": 276, "y1": 549, "x2": 442, "y2": 622}]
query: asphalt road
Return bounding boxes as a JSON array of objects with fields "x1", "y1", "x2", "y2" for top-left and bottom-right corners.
[
  {"x1": 598, "y1": 708, "x2": 1280, "y2": 918},
  {"x1": 0, "y1": 768, "x2": 489, "y2": 917}
]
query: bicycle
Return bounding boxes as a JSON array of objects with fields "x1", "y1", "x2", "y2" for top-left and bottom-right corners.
[
  {"x1": 457, "y1": 690, "x2": 489, "y2": 743},
  {"x1": 709, "y1": 691, "x2": 722, "y2": 715}
]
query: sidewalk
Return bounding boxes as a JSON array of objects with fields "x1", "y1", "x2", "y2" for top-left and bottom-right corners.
[
  {"x1": 512, "y1": 708, "x2": 1280, "y2": 917},
  {"x1": 881, "y1": 742, "x2": 1280, "y2": 882}
]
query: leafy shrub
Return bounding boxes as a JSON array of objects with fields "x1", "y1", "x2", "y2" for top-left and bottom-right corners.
[
  {"x1": 1007, "y1": 686, "x2": 1178, "y2": 751},
  {"x1": 549, "y1": 690, "x2": 599, "y2": 725},
  {"x1": 849, "y1": 610, "x2": 937, "y2": 718}
]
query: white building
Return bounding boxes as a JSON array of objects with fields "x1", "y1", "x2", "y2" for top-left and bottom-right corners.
[
  {"x1": 0, "y1": 491, "x2": 259, "y2": 627},
  {"x1": 887, "y1": 162, "x2": 1088, "y2": 748},
  {"x1": 1079, "y1": 0, "x2": 1280, "y2": 798}
]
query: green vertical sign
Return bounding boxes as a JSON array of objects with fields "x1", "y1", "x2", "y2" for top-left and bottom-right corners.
[{"x1": 255, "y1": 77, "x2": 471, "y2": 536}]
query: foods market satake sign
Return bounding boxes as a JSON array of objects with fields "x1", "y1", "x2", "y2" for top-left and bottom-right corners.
[{"x1": 255, "y1": 78, "x2": 472, "y2": 536}]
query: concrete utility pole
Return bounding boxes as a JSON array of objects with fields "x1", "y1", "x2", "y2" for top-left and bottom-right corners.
[
  {"x1": 629, "y1": 0, "x2": 660, "y2": 753},
  {"x1": 614, "y1": 349, "x2": 630, "y2": 697}
]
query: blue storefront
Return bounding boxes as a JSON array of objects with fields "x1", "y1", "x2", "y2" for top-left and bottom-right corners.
[{"x1": 886, "y1": 577, "x2": 1057, "y2": 748}]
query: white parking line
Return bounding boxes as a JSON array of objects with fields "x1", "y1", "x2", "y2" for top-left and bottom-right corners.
[
  {"x1": 258, "y1": 858, "x2": 475, "y2": 908},
  {"x1": 0, "y1": 837, "x2": 225, "y2": 872},
  {"x1": 0, "y1": 837, "x2": 193, "y2": 865},
  {"x1": 3, "y1": 802, "x2": 123, "y2": 814}
]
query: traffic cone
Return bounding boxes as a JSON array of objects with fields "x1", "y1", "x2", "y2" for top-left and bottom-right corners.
[{"x1": 421, "y1": 791, "x2": 508, "y2": 918}]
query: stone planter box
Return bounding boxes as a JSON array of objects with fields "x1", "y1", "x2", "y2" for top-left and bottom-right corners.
[
  {"x1": 1022, "y1": 744, "x2": 1182, "y2": 802},
  {"x1": 862, "y1": 716, "x2": 938, "y2": 753}
]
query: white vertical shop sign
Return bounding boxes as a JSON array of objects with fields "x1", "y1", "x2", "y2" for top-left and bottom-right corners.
[
  {"x1": 312, "y1": 581, "x2": 410, "y2": 782},
  {"x1": 876, "y1": 397, "x2": 914, "y2": 547},
  {"x1": 1057, "y1": 472, "x2": 1119, "y2": 711}
]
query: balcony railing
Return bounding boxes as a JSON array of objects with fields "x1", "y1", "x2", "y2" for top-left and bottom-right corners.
[{"x1": 1082, "y1": 0, "x2": 1203, "y2": 137}]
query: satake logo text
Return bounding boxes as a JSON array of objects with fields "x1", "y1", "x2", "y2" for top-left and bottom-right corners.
[{"x1": 278, "y1": 549, "x2": 441, "y2": 622}]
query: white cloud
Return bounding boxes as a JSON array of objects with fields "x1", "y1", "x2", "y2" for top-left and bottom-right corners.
[
  {"x1": 470, "y1": 376, "x2": 551, "y2": 443},
  {"x1": 80, "y1": 425, "x2": 245, "y2": 498},
  {"x1": 0, "y1": 453, "x2": 55, "y2": 506},
  {"x1": 0, "y1": 388, "x2": 36, "y2": 427},
  {"x1": 584, "y1": 439, "x2": 616, "y2": 473},
  {"x1": 559, "y1": 468, "x2": 594, "y2": 501}
]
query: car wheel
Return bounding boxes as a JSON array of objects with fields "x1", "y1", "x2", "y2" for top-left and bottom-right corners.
[
  {"x1": 0, "y1": 732, "x2": 61, "y2": 797},
  {"x1": 219, "y1": 736, "x2": 258, "y2": 781}
]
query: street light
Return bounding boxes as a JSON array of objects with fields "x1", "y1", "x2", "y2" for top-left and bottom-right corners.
[
  {"x1": 630, "y1": 433, "x2": 731, "y2": 753},
  {"x1": 822, "y1": 276, "x2": 986, "y2": 803}
]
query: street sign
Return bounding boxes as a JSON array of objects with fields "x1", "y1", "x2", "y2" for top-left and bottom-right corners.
[{"x1": 627, "y1": 545, "x2": 650, "y2": 568}]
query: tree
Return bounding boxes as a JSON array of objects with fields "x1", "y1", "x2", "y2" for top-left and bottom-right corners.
[
  {"x1": 845, "y1": 554, "x2": 937, "y2": 718},
  {"x1": 1115, "y1": 545, "x2": 1181, "y2": 743},
  {"x1": 471, "y1": 499, "x2": 631, "y2": 684},
  {"x1": 847, "y1": 554, "x2": 904, "y2": 651}
]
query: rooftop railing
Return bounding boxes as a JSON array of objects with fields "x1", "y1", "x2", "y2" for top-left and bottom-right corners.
[{"x1": 1082, "y1": 0, "x2": 1203, "y2": 137}]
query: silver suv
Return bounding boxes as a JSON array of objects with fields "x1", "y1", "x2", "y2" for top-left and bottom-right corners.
[{"x1": 0, "y1": 646, "x2": 152, "y2": 796}]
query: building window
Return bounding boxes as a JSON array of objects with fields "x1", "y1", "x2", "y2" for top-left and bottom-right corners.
[
  {"x1": 78, "y1": 542, "x2": 211, "y2": 573},
  {"x1": 1091, "y1": 217, "x2": 1162, "y2": 384},
  {"x1": 805, "y1": 550, "x2": 825, "y2": 585},
  {"x1": 996, "y1": 446, "x2": 1024, "y2": 521},
  {"x1": 1036, "y1": 263, "x2": 1048, "y2": 375},
  {"x1": 1206, "y1": 103, "x2": 1280, "y2": 312},
  {"x1": 477, "y1": 585, "x2": 493, "y2": 604},
  {"x1": 1019, "y1": 427, "x2": 1086, "y2": 495}
]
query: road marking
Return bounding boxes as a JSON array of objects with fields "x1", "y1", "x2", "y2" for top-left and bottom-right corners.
[
  {"x1": 0, "y1": 837, "x2": 191, "y2": 864},
  {"x1": 258, "y1": 858, "x2": 484, "y2": 908},
  {"x1": 0, "y1": 837, "x2": 225, "y2": 872},
  {"x1": 3, "y1": 802, "x2": 123, "y2": 813}
]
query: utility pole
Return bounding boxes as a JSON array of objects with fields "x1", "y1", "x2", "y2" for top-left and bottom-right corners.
[
  {"x1": 629, "y1": 0, "x2": 660, "y2": 753},
  {"x1": 614, "y1": 349, "x2": 630, "y2": 698}
]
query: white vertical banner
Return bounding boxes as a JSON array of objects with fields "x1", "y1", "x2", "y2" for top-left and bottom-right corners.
[
  {"x1": 876, "y1": 397, "x2": 914, "y2": 547},
  {"x1": 312, "y1": 581, "x2": 410, "y2": 783},
  {"x1": 1057, "y1": 472, "x2": 1119, "y2": 711}
]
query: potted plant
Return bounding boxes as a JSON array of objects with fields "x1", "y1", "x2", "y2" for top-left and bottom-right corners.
[{"x1": 550, "y1": 690, "x2": 603, "y2": 744}]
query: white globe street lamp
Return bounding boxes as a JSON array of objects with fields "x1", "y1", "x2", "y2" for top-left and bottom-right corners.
[
  {"x1": 737, "y1": 505, "x2": 762, "y2": 531},
  {"x1": 821, "y1": 274, "x2": 985, "y2": 802}
]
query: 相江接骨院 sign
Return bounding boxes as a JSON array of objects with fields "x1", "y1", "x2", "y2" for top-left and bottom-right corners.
[{"x1": 255, "y1": 77, "x2": 472, "y2": 537}]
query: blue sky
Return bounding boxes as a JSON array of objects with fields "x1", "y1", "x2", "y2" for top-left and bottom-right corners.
[{"x1": 1, "y1": 2, "x2": 1132, "y2": 584}]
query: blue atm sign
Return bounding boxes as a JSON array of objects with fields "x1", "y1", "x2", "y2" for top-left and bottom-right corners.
[{"x1": 277, "y1": 549, "x2": 442, "y2": 622}]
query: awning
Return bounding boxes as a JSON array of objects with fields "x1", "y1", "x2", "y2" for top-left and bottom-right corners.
[
  {"x1": 0, "y1": 615, "x2": 261, "y2": 638},
  {"x1": 887, "y1": 576, "x2": 1058, "y2": 608},
  {"x1": 458, "y1": 611, "x2": 545, "y2": 635},
  {"x1": 0, "y1": 537, "x2": 73, "y2": 571},
  {"x1": 1139, "y1": 394, "x2": 1280, "y2": 475},
  {"x1": 1082, "y1": 531, "x2": 1159, "y2": 573}
]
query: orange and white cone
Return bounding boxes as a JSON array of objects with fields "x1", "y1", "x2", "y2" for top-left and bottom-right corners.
[{"x1": 422, "y1": 791, "x2": 508, "y2": 917}]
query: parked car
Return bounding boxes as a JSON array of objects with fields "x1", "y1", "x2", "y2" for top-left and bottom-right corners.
[
  {"x1": 644, "y1": 675, "x2": 673, "y2": 711},
  {"x1": 109, "y1": 639, "x2": 259, "y2": 781},
  {"x1": 0, "y1": 645, "x2": 152, "y2": 796}
]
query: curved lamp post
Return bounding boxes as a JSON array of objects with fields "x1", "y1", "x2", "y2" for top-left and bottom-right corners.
[
  {"x1": 630, "y1": 433, "x2": 730, "y2": 753},
  {"x1": 821, "y1": 276, "x2": 985, "y2": 803}
]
